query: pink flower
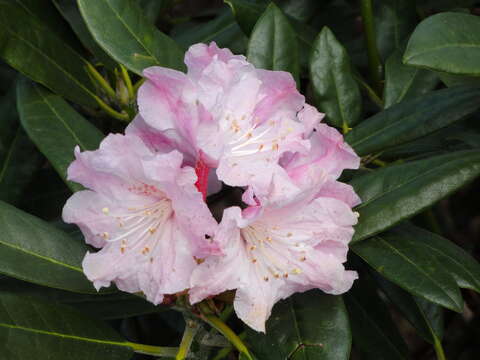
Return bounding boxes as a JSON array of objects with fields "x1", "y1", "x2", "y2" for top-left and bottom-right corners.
[
  {"x1": 62, "y1": 134, "x2": 218, "y2": 304},
  {"x1": 135, "y1": 42, "x2": 309, "y2": 197},
  {"x1": 189, "y1": 189, "x2": 359, "y2": 332}
]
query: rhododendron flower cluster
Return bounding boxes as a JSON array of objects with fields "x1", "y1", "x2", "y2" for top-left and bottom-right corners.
[{"x1": 63, "y1": 42, "x2": 361, "y2": 332}]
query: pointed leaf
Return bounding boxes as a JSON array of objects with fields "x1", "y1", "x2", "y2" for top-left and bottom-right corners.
[
  {"x1": 78, "y1": 0, "x2": 184, "y2": 75},
  {"x1": 17, "y1": 80, "x2": 104, "y2": 192},
  {"x1": 404, "y1": 12, "x2": 480, "y2": 76},
  {"x1": 247, "y1": 3, "x2": 299, "y2": 85},
  {"x1": 0, "y1": 292, "x2": 134, "y2": 360},
  {"x1": 310, "y1": 27, "x2": 362, "y2": 130},
  {"x1": 0, "y1": 201, "x2": 96, "y2": 293},
  {"x1": 384, "y1": 47, "x2": 438, "y2": 108},
  {"x1": 344, "y1": 274, "x2": 409, "y2": 360},
  {"x1": 350, "y1": 151, "x2": 480, "y2": 242},
  {"x1": 0, "y1": 1, "x2": 98, "y2": 107},
  {"x1": 346, "y1": 86, "x2": 480, "y2": 156},
  {"x1": 246, "y1": 290, "x2": 351, "y2": 360},
  {"x1": 352, "y1": 229, "x2": 464, "y2": 312}
]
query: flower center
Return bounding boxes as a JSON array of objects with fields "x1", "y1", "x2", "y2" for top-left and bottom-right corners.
[{"x1": 240, "y1": 222, "x2": 307, "y2": 282}]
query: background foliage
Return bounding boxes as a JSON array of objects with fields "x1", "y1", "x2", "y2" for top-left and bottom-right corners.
[{"x1": 1, "y1": 0, "x2": 480, "y2": 359}]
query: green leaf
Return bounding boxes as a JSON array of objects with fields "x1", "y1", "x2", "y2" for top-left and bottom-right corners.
[
  {"x1": 0, "y1": 292, "x2": 134, "y2": 360},
  {"x1": 52, "y1": 0, "x2": 117, "y2": 70},
  {"x1": 352, "y1": 228, "x2": 464, "y2": 312},
  {"x1": 225, "y1": 0, "x2": 267, "y2": 35},
  {"x1": 247, "y1": 3, "x2": 299, "y2": 84},
  {"x1": 246, "y1": 290, "x2": 351, "y2": 360},
  {"x1": 350, "y1": 150, "x2": 480, "y2": 242},
  {"x1": 384, "y1": 47, "x2": 438, "y2": 108},
  {"x1": 172, "y1": 8, "x2": 247, "y2": 52},
  {"x1": 0, "y1": 90, "x2": 42, "y2": 206},
  {"x1": 404, "y1": 12, "x2": 480, "y2": 76},
  {"x1": 78, "y1": 0, "x2": 184, "y2": 75},
  {"x1": 0, "y1": 200, "x2": 97, "y2": 293},
  {"x1": 376, "y1": 276, "x2": 444, "y2": 344},
  {"x1": 397, "y1": 224, "x2": 480, "y2": 293},
  {"x1": 0, "y1": 277, "x2": 164, "y2": 320},
  {"x1": 310, "y1": 27, "x2": 362, "y2": 130},
  {"x1": 0, "y1": 1, "x2": 98, "y2": 107},
  {"x1": 374, "y1": 0, "x2": 417, "y2": 61},
  {"x1": 17, "y1": 79, "x2": 104, "y2": 192},
  {"x1": 346, "y1": 86, "x2": 480, "y2": 156},
  {"x1": 344, "y1": 273, "x2": 409, "y2": 360},
  {"x1": 11, "y1": 0, "x2": 84, "y2": 53}
]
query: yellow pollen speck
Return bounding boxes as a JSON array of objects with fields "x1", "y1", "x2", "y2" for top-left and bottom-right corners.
[
  {"x1": 263, "y1": 276, "x2": 269, "y2": 282},
  {"x1": 287, "y1": 232, "x2": 293, "y2": 237},
  {"x1": 283, "y1": 273, "x2": 289, "y2": 278},
  {"x1": 120, "y1": 247, "x2": 125, "y2": 254},
  {"x1": 272, "y1": 143, "x2": 279, "y2": 151},
  {"x1": 252, "y1": 258, "x2": 257, "y2": 263},
  {"x1": 102, "y1": 207, "x2": 109, "y2": 214},
  {"x1": 274, "y1": 273, "x2": 280, "y2": 279},
  {"x1": 258, "y1": 144, "x2": 264, "y2": 151},
  {"x1": 292, "y1": 268, "x2": 302, "y2": 274},
  {"x1": 101, "y1": 232, "x2": 109, "y2": 239},
  {"x1": 250, "y1": 245, "x2": 257, "y2": 251},
  {"x1": 266, "y1": 236, "x2": 272, "y2": 242},
  {"x1": 300, "y1": 256, "x2": 307, "y2": 262},
  {"x1": 354, "y1": 211, "x2": 360, "y2": 217},
  {"x1": 149, "y1": 228, "x2": 157, "y2": 234},
  {"x1": 246, "y1": 132, "x2": 253, "y2": 139},
  {"x1": 144, "y1": 210, "x2": 152, "y2": 216}
]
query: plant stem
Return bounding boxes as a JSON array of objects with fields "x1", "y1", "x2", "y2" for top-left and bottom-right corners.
[
  {"x1": 93, "y1": 95, "x2": 130, "y2": 122},
  {"x1": 360, "y1": 0, "x2": 383, "y2": 94},
  {"x1": 85, "y1": 62, "x2": 116, "y2": 99},
  {"x1": 212, "y1": 332, "x2": 246, "y2": 360},
  {"x1": 433, "y1": 336, "x2": 447, "y2": 360},
  {"x1": 133, "y1": 78, "x2": 146, "y2": 94},
  {"x1": 127, "y1": 342, "x2": 178, "y2": 357},
  {"x1": 176, "y1": 319, "x2": 199, "y2": 360},
  {"x1": 198, "y1": 303, "x2": 253, "y2": 360},
  {"x1": 119, "y1": 64, "x2": 135, "y2": 100}
]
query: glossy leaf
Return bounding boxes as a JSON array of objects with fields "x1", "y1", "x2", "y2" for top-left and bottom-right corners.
[
  {"x1": 52, "y1": 0, "x2": 117, "y2": 70},
  {"x1": 78, "y1": 0, "x2": 184, "y2": 75},
  {"x1": 17, "y1": 80, "x2": 104, "y2": 192},
  {"x1": 246, "y1": 290, "x2": 351, "y2": 360},
  {"x1": 346, "y1": 86, "x2": 480, "y2": 156},
  {"x1": 310, "y1": 27, "x2": 362, "y2": 130},
  {"x1": 352, "y1": 228, "x2": 464, "y2": 312},
  {"x1": 383, "y1": 47, "x2": 438, "y2": 108},
  {"x1": 344, "y1": 274, "x2": 409, "y2": 360},
  {"x1": 398, "y1": 224, "x2": 480, "y2": 293},
  {"x1": 350, "y1": 150, "x2": 480, "y2": 242},
  {"x1": 0, "y1": 200, "x2": 96, "y2": 293},
  {"x1": 0, "y1": 90, "x2": 42, "y2": 205},
  {"x1": 376, "y1": 276, "x2": 444, "y2": 344},
  {"x1": 172, "y1": 8, "x2": 247, "y2": 52},
  {"x1": 225, "y1": 0, "x2": 268, "y2": 35},
  {"x1": 247, "y1": 3, "x2": 299, "y2": 84},
  {"x1": 404, "y1": 12, "x2": 480, "y2": 76},
  {"x1": 0, "y1": 292, "x2": 134, "y2": 360},
  {"x1": 374, "y1": 0, "x2": 417, "y2": 61},
  {"x1": 0, "y1": 1, "x2": 98, "y2": 107},
  {"x1": 0, "y1": 277, "x2": 163, "y2": 320}
]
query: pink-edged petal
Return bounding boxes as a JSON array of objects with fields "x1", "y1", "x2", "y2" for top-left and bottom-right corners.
[
  {"x1": 316, "y1": 180, "x2": 361, "y2": 208},
  {"x1": 298, "y1": 103, "x2": 325, "y2": 137}
]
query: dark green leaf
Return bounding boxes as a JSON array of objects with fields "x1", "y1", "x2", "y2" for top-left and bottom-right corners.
[
  {"x1": 78, "y1": 0, "x2": 184, "y2": 75},
  {"x1": 374, "y1": 0, "x2": 417, "y2": 61},
  {"x1": 350, "y1": 151, "x2": 480, "y2": 241},
  {"x1": 247, "y1": 3, "x2": 299, "y2": 84},
  {"x1": 17, "y1": 79, "x2": 104, "y2": 192},
  {"x1": 0, "y1": 1, "x2": 98, "y2": 107},
  {"x1": 0, "y1": 200, "x2": 96, "y2": 293},
  {"x1": 247, "y1": 290, "x2": 351, "y2": 360},
  {"x1": 310, "y1": 27, "x2": 362, "y2": 130},
  {"x1": 11, "y1": 0, "x2": 83, "y2": 52},
  {"x1": 139, "y1": 0, "x2": 172, "y2": 24},
  {"x1": 0, "y1": 277, "x2": 163, "y2": 320},
  {"x1": 344, "y1": 274, "x2": 409, "y2": 360},
  {"x1": 384, "y1": 47, "x2": 438, "y2": 108},
  {"x1": 398, "y1": 224, "x2": 480, "y2": 293},
  {"x1": 375, "y1": 275, "x2": 444, "y2": 344},
  {"x1": 352, "y1": 228, "x2": 464, "y2": 312},
  {"x1": 346, "y1": 86, "x2": 480, "y2": 156},
  {"x1": 0, "y1": 292, "x2": 134, "y2": 360},
  {"x1": 52, "y1": 0, "x2": 117, "y2": 70},
  {"x1": 225, "y1": 0, "x2": 267, "y2": 35},
  {"x1": 404, "y1": 12, "x2": 480, "y2": 76},
  {"x1": 172, "y1": 8, "x2": 247, "y2": 52},
  {"x1": 0, "y1": 90, "x2": 42, "y2": 205}
]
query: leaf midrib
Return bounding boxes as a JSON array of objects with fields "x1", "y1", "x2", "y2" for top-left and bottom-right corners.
[
  {"x1": 405, "y1": 43, "x2": 480, "y2": 62},
  {"x1": 0, "y1": 128, "x2": 20, "y2": 185}
]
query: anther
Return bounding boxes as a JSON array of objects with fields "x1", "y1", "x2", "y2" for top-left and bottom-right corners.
[{"x1": 102, "y1": 207, "x2": 109, "y2": 215}]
